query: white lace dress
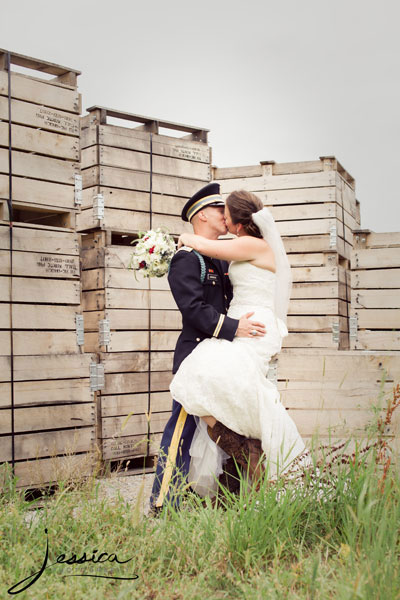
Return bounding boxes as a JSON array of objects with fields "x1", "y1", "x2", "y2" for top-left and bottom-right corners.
[{"x1": 169, "y1": 260, "x2": 306, "y2": 496}]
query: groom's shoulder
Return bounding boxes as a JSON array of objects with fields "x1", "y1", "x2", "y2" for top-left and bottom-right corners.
[{"x1": 170, "y1": 247, "x2": 198, "y2": 270}]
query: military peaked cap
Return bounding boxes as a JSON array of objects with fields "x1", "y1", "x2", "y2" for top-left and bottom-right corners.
[{"x1": 181, "y1": 182, "x2": 225, "y2": 222}]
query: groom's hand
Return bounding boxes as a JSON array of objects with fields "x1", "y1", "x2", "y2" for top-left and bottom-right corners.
[{"x1": 236, "y1": 312, "x2": 267, "y2": 337}]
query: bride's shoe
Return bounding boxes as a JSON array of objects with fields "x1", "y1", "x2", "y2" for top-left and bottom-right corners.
[{"x1": 207, "y1": 421, "x2": 264, "y2": 485}]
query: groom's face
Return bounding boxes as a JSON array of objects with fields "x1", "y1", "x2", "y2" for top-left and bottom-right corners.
[{"x1": 202, "y1": 206, "x2": 228, "y2": 237}]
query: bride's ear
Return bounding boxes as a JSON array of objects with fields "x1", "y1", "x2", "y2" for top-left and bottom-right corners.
[{"x1": 236, "y1": 222, "x2": 244, "y2": 236}]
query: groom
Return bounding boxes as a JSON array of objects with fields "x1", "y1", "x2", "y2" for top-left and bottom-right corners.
[{"x1": 150, "y1": 182, "x2": 266, "y2": 512}]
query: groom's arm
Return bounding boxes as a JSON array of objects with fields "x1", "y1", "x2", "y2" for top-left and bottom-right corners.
[{"x1": 168, "y1": 251, "x2": 238, "y2": 341}]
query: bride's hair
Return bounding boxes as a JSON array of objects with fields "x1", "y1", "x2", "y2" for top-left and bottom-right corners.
[{"x1": 226, "y1": 190, "x2": 264, "y2": 238}]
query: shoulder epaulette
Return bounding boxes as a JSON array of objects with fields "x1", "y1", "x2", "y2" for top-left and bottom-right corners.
[{"x1": 171, "y1": 247, "x2": 206, "y2": 283}]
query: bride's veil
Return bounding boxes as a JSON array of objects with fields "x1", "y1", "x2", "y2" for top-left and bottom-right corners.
[{"x1": 251, "y1": 207, "x2": 292, "y2": 326}]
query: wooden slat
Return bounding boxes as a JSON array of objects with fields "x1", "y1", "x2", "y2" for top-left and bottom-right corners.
[
  {"x1": 13, "y1": 454, "x2": 95, "y2": 489},
  {"x1": 352, "y1": 248, "x2": 400, "y2": 270},
  {"x1": 83, "y1": 288, "x2": 176, "y2": 311},
  {"x1": 291, "y1": 266, "x2": 346, "y2": 284},
  {"x1": 291, "y1": 281, "x2": 348, "y2": 300},
  {"x1": 282, "y1": 332, "x2": 348, "y2": 349},
  {"x1": 0, "y1": 97, "x2": 80, "y2": 136},
  {"x1": 82, "y1": 165, "x2": 207, "y2": 198},
  {"x1": 101, "y1": 411, "x2": 170, "y2": 439},
  {"x1": 0, "y1": 148, "x2": 78, "y2": 185},
  {"x1": 0, "y1": 331, "x2": 80, "y2": 356},
  {"x1": 97, "y1": 124, "x2": 211, "y2": 162},
  {"x1": 287, "y1": 315, "x2": 348, "y2": 333},
  {"x1": 76, "y1": 206, "x2": 150, "y2": 234},
  {"x1": 288, "y1": 408, "x2": 399, "y2": 437},
  {"x1": 0, "y1": 276, "x2": 80, "y2": 304},
  {"x1": 84, "y1": 308, "x2": 181, "y2": 331},
  {"x1": 0, "y1": 122, "x2": 79, "y2": 160},
  {"x1": 101, "y1": 391, "x2": 171, "y2": 418},
  {"x1": 218, "y1": 171, "x2": 336, "y2": 194},
  {"x1": 0, "y1": 304, "x2": 80, "y2": 329},
  {"x1": 81, "y1": 186, "x2": 150, "y2": 211},
  {"x1": 351, "y1": 308, "x2": 400, "y2": 329},
  {"x1": 0, "y1": 249, "x2": 79, "y2": 278},
  {"x1": 0, "y1": 352, "x2": 95, "y2": 382},
  {"x1": 0, "y1": 174, "x2": 75, "y2": 210},
  {"x1": 277, "y1": 348, "x2": 400, "y2": 380},
  {"x1": 279, "y1": 381, "x2": 395, "y2": 409},
  {"x1": 0, "y1": 378, "x2": 92, "y2": 409},
  {"x1": 82, "y1": 145, "x2": 210, "y2": 181},
  {"x1": 353, "y1": 231, "x2": 400, "y2": 249},
  {"x1": 288, "y1": 298, "x2": 348, "y2": 316},
  {"x1": 283, "y1": 234, "x2": 350, "y2": 257},
  {"x1": 352, "y1": 331, "x2": 400, "y2": 351},
  {"x1": 0, "y1": 426, "x2": 94, "y2": 462},
  {"x1": 100, "y1": 351, "x2": 149, "y2": 373},
  {"x1": 0, "y1": 70, "x2": 80, "y2": 113},
  {"x1": 0, "y1": 403, "x2": 95, "y2": 435},
  {"x1": 0, "y1": 223, "x2": 79, "y2": 254},
  {"x1": 351, "y1": 269, "x2": 400, "y2": 289},
  {"x1": 351, "y1": 289, "x2": 400, "y2": 309}
]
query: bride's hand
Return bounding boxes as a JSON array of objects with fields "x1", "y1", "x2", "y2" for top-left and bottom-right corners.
[{"x1": 178, "y1": 233, "x2": 196, "y2": 249}]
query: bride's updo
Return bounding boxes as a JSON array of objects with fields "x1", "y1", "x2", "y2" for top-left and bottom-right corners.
[{"x1": 226, "y1": 190, "x2": 264, "y2": 238}]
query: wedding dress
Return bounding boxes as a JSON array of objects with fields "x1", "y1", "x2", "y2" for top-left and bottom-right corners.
[{"x1": 169, "y1": 259, "x2": 306, "y2": 496}]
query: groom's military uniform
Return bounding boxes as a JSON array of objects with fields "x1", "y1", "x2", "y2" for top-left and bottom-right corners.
[{"x1": 150, "y1": 183, "x2": 239, "y2": 510}]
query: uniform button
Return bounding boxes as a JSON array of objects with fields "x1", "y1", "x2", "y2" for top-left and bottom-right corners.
[{"x1": 196, "y1": 337, "x2": 200, "y2": 342}]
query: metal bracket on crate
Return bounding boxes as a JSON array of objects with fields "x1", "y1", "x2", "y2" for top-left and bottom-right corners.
[
  {"x1": 74, "y1": 175, "x2": 82, "y2": 206},
  {"x1": 90, "y1": 362, "x2": 105, "y2": 392},
  {"x1": 267, "y1": 358, "x2": 278, "y2": 386},
  {"x1": 93, "y1": 194, "x2": 104, "y2": 220},
  {"x1": 99, "y1": 319, "x2": 110, "y2": 346},
  {"x1": 349, "y1": 315, "x2": 358, "y2": 340},
  {"x1": 75, "y1": 314, "x2": 84, "y2": 346},
  {"x1": 332, "y1": 321, "x2": 340, "y2": 344},
  {"x1": 329, "y1": 225, "x2": 337, "y2": 249}
]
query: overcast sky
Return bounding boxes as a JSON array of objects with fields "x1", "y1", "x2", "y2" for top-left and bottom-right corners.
[{"x1": 2, "y1": 0, "x2": 399, "y2": 232}]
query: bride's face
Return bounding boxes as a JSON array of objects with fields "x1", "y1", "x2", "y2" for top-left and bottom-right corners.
[{"x1": 224, "y1": 205, "x2": 236, "y2": 235}]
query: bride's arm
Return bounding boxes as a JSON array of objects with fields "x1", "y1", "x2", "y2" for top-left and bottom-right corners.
[{"x1": 178, "y1": 233, "x2": 267, "y2": 262}]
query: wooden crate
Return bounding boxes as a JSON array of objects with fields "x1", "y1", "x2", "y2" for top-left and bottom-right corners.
[
  {"x1": 214, "y1": 156, "x2": 360, "y2": 260},
  {"x1": 80, "y1": 229, "x2": 180, "y2": 461},
  {"x1": 77, "y1": 106, "x2": 211, "y2": 235},
  {"x1": 214, "y1": 157, "x2": 358, "y2": 349},
  {"x1": 350, "y1": 230, "x2": 400, "y2": 351},
  {"x1": 0, "y1": 49, "x2": 81, "y2": 228},
  {"x1": 0, "y1": 222, "x2": 83, "y2": 356},
  {"x1": 0, "y1": 217, "x2": 98, "y2": 486},
  {"x1": 0, "y1": 352, "x2": 97, "y2": 488},
  {"x1": 277, "y1": 348, "x2": 400, "y2": 448}
]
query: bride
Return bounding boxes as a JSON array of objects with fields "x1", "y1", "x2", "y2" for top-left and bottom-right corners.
[{"x1": 169, "y1": 190, "x2": 306, "y2": 496}]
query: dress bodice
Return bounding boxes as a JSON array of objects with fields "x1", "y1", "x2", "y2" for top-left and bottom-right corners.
[{"x1": 228, "y1": 261, "x2": 276, "y2": 311}]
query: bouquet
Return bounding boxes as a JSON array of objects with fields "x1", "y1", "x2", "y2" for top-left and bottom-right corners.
[{"x1": 128, "y1": 228, "x2": 176, "y2": 278}]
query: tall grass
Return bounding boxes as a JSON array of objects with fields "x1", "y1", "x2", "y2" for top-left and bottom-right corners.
[{"x1": 1, "y1": 387, "x2": 399, "y2": 599}]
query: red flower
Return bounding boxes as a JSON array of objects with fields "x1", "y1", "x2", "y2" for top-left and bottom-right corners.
[
  {"x1": 143, "y1": 236, "x2": 149, "y2": 241},
  {"x1": 139, "y1": 261, "x2": 146, "y2": 269},
  {"x1": 149, "y1": 246, "x2": 155, "y2": 254}
]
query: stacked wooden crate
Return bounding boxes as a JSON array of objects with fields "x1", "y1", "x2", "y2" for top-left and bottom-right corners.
[
  {"x1": 350, "y1": 230, "x2": 400, "y2": 351},
  {"x1": 78, "y1": 107, "x2": 211, "y2": 463},
  {"x1": 0, "y1": 50, "x2": 96, "y2": 488},
  {"x1": 276, "y1": 349, "x2": 400, "y2": 452},
  {"x1": 214, "y1": 157, "x2": 360, "y2": 349}
]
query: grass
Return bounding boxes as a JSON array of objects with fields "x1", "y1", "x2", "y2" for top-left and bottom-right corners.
[{"x1": 1, "y1": 389, "x2": 399, "y2": 599}]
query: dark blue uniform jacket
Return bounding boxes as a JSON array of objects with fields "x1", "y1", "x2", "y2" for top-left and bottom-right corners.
[{"x1": 168, "y1": 247, "x2": 239, "y2": 373}]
